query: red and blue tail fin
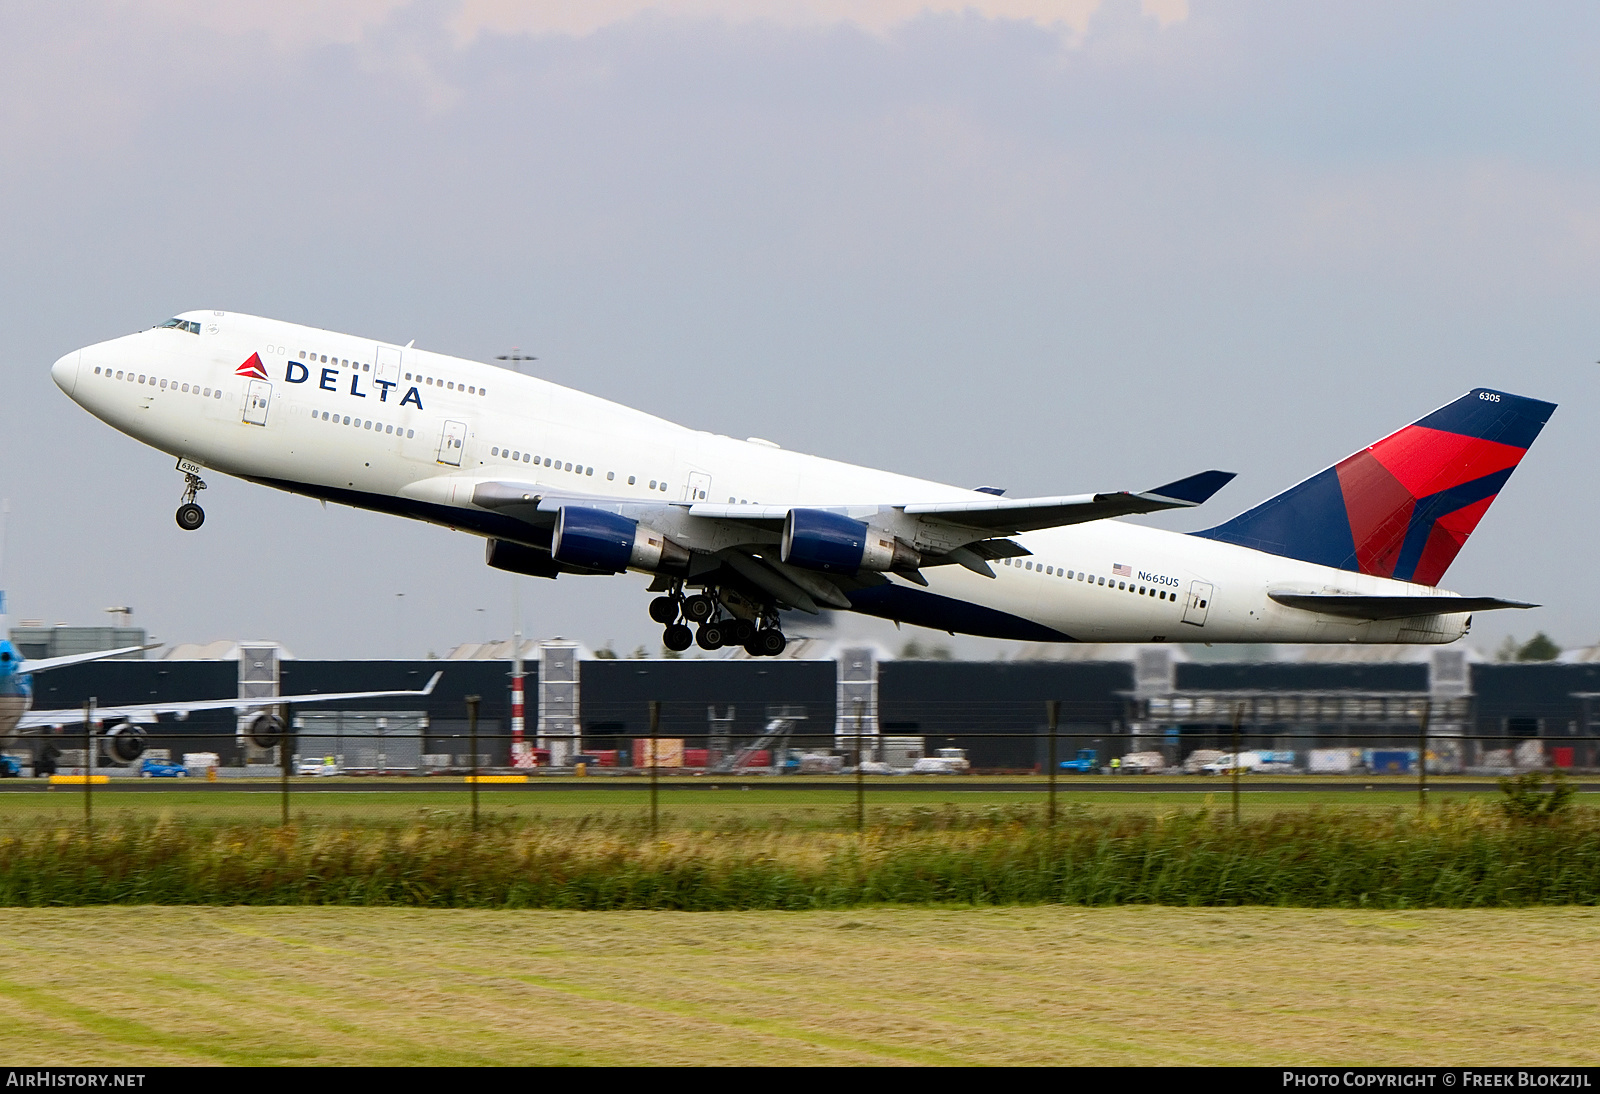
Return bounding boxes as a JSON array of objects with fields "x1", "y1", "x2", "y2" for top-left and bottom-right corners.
[{"x1": 1193, "y1": 389, "x2": 1555, "y2": 586}]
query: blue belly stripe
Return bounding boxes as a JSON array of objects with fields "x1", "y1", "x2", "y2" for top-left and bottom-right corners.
[{"x1": 846, "y1": 584, "x2": 1077, "y2": 642}]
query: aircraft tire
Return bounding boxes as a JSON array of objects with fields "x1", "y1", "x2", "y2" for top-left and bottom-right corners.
[
  {"x1": 648, "y1": 596, "x2": 678, "y2": 624},
  {"x1": 683, "y1": 594, "x2": 715, "y2": 623},
  {"x1": 755, "y1": 629, "x2": 787, "y2": 657},
  {"x1": 695, "y1": 622, "x2": 725, "y2": 650},
  {"x1": 731, "y1": 619, "x2": 755, "y2": 644},
  {"x1": 662, "y1": 624, "x2": 693, "y2": 652},
  {"x1": 176, "y1": 503, "x2": 205, "y2": 531}
]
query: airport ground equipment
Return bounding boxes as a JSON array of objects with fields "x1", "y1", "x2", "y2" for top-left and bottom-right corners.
[
  {"x1": 1058, "y1": 748, "x2": 1100, "y2": 773},
  {"x1": 712, "y1": 710, "x2": 805, "y2": 773}
]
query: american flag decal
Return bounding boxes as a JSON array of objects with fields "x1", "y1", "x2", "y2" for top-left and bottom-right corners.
[{"x1": 1112, "y1": 563, "x2": 1132, "y2": 577}]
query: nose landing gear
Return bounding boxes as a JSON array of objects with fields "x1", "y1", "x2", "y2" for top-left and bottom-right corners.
[{"x1": 175, "y1": 471, "x2": 207, "y2": 531}]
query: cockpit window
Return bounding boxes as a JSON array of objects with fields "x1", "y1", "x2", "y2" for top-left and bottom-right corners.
[{"x1": 156, "y1": 317, "x2": 201, "y2": 335}]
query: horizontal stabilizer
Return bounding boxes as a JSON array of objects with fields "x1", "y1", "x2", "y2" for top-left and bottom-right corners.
[{"x1": 1269, "y1": 592, "x2": 1535, "y2": 621}]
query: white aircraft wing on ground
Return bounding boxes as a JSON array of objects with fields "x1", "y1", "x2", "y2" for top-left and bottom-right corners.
[
  {"x1": 17, "y1": 670, "x2": 443, "y2": 730},
  {"x1": 13, "y1": 644, "x2": 163, "y2": 675}
]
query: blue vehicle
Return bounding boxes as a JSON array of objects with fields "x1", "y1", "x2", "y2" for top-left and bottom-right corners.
[
  {"x1": 0, "y1": 755, "x2": 21, "y2": 778},
  {"x1": 1059, "y1": 748, "x2": 1099, "y2": 773},
  {"x1": 138, "y1": 757, "x2": 189, "y2": 778}
]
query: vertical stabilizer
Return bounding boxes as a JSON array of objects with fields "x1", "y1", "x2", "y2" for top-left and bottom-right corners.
[{"x1": 1193, "y1": 389, "x2": 1555, "y2": 585}]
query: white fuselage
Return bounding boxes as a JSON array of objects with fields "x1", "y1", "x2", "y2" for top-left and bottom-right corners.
[{"x1": 51, "y1": 311, "x2": 1472, "y2": 645}]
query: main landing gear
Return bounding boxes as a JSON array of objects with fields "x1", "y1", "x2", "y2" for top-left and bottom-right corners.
[
  {"x1": 175, "y1": 471, "x2": 207, "y2": 531},
  {"x1": 649, "y1": 587, "x2": 787, "y2": 657}
]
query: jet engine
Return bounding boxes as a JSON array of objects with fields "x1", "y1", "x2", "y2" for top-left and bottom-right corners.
[
  {"x1": 244, "y1": 711, "x2": 285, "y2": 748},
  {"x1": 781, "y1": 509, "x2": 921, "y2": 574},
  {"x1": 552, "y1": 507, "x2": 690, "y2": 574},
  {"x1": 485, "y1": 538, "x2": 563, "y2": 579},
  {"x1": 104, "y1": 722, "x2": 147, "y2": 764}
]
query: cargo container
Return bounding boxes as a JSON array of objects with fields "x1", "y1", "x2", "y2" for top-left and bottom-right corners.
[{"x1": 632, "y1": 738, "x2": 684, "y2": 768}]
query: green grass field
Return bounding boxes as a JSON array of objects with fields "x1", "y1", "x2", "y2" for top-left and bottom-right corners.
[
  {"x1": 0, "y1": 776, "x2": 1582, "y2": 828},
  {"x1": 1, "y1": 905, "x2": 1596, "y2": 1065}
]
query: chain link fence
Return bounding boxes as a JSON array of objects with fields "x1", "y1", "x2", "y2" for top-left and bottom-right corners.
[{"x1": 0, "y1": 697, "x2": 1593, "y2": 830}]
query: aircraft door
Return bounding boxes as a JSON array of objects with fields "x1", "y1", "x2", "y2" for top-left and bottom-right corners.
[
  {"x1": 374, "y1": 346, "x2": 402, "y2": 387},
  {"x1": 684, "y1": 471, "x2": 712, "y2": 502},
  {"x1": 436, "y1": 420, "x2": 466, "y2": 466},
  {"x1": 1182, "y1": 581, "x2": 1213, "y2": 627},
  {"x1": 243, "y1": 381, "x2": 271, "y2": 426}
]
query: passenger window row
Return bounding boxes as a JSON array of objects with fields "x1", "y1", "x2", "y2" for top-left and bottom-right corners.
[
  {"x1": 405, "y1": 370, "x2": 487, "y2": 397},
  {"x1": 482, "y1": 447, "x2": 670, "y2": 493},
  {"x1": 92, "y1": 366, "x2": 220, "y2": 399},
  {"x1": 301, "y1": 352, "x2": 369, "y2": 372},
  {"x1": 292, "y1": 353, "x2": 491, "y2": 397},
  {"x1": 999, "y1": 557, "x2": 1181, "y2": 602},
  {"x1": 488, "y1": 446, "x2": 596, "y2": 477},
  {"x1": 313, "y1": 411, "x2": 415, "y2": 438}
]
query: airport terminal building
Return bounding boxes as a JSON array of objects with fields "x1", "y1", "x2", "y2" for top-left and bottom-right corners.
[{"x1": 14, "y1": 624, "x2": 1600, "y2": 774}]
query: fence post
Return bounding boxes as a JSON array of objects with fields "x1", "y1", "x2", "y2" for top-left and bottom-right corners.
[
  {"x1": 83, "y1": 697, "x2": 94, "y2": 836},
  {"x1": 467, "y1": 694, "x2": 481, "y2": 832},
  {"x1": 1231, "y1": 701, "x2": 1243, "y2": 825},
  {"x1": 1047, "y1": 699, "x2": 1059, "y2": 825},
  {"x1": 280, "y1": 702, "x2": 291, "y2": 827},
  {"x1": 1417, "y1": 698, "x2": 1431, "y2": 813},
  {"x1": 649, "y1": 700, "x2": 660, "y2": 835}
]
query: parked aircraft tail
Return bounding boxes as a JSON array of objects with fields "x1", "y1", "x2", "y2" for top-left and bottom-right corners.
[{"x1": 1193, "y1": 388, "x2": 1556, "y2": 585}]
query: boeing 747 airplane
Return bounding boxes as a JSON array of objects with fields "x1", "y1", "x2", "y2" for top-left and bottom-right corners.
[{"x1": 50, "y1": 312, "x2": 1555, "y2": 654}]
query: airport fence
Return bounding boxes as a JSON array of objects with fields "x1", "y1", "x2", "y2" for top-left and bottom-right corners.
[{"x1": 0, "y1": 697, "x2": 1596, "y2": 831}]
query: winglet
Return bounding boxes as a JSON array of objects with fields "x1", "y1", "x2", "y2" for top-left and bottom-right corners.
[
  {"x1": 421, "y1": 671, "x2": 443, "y2": 696},
  {"x1": 1141, "y1": 470, "x2": 1236, "y2": 507}
]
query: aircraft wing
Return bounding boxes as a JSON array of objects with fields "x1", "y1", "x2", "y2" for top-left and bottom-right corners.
[
  {"x1": 896, "y1": 470, "x2": 1237, "y2": 536},
  {"x1": 20, "y1": 644, "x2": 163, "y2": 675},
  {"x1": 469, "y1": 469, "x2": 1236, "y2": 540},
  {"x1": 1268, "y1": 593, "x2": 1535, "y2": 621},
  {"x1": 16, "y1": 671, "x2": 443, "y2": 730},
  {"x1": 461, "y1": 469, "x2": 1235, "y2": 608}
]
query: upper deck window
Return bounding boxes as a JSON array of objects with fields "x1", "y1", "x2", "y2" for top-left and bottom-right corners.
[{"x1": 155, "y1": 318, "x2": 200, "y2": 335}]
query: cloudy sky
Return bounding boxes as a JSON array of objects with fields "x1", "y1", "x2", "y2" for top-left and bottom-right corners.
[{"x1": 2, "y1": 0, "x2": 1596, "y2": 659}]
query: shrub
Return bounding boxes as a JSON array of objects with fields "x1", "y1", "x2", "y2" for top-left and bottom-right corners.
[{"x1": 1498, "y1": 771, "x2": 1577, "y2": 823}]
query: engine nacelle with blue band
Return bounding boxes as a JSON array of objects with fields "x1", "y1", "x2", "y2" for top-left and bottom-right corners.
[
  {"x1": 552, "y1": 507, "x2": 690, "y2": 575},
  {"x1": 781, "y1": 509, "x2": 921, "y2": 574}
]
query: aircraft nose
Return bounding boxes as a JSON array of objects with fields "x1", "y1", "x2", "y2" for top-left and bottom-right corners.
[{"x1": 51, "y1": 350, "x2": 81, "y2": 398}]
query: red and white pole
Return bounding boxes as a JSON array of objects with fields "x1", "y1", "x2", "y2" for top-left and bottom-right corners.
[{"x1": 510, "y1": 577, "x2": 533, "y2": 767}]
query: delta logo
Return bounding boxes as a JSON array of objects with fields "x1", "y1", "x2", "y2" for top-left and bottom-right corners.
[{"x1": 234, "y1": 351, "x2": 427, "y2": 409}]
